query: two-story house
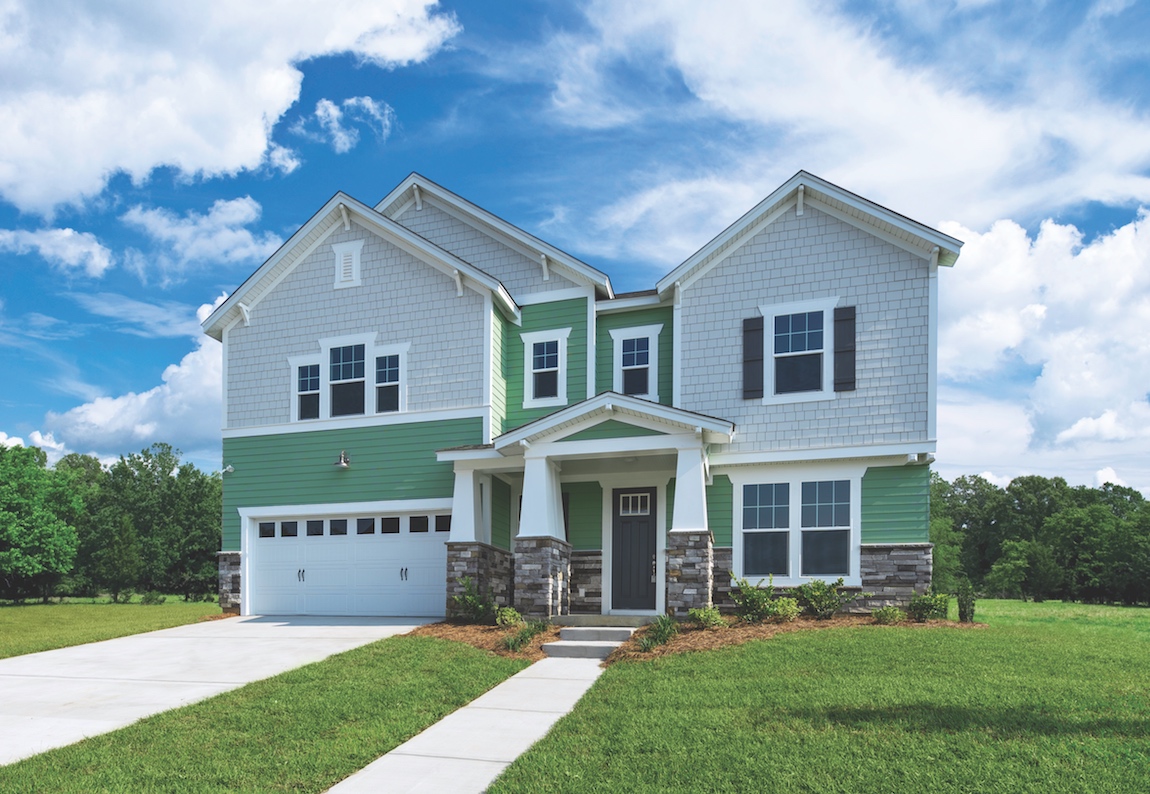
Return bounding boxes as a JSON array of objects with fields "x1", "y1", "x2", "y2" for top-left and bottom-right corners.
[{"x1": 203, "y1": 171, "x2": 961, "y2": 618}]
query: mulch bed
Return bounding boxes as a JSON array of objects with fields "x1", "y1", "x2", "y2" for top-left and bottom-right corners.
[{"x1": 409, "y1": 622, "x2": 563, "y2": 661}]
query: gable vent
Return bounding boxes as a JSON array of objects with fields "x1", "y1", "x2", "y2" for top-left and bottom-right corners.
[{"x1": 332, "y1": 240, "x2": 364, "y2": 289}]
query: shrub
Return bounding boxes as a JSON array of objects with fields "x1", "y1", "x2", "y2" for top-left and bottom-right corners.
[
  {"x1": 449, "y1": 576, "x2": 495, "y2": 624},
  {"x1": 729, "y1": 575, "x2": 776, "y2": 623},
  {"x1": 499, "y1": 619, "x2": 550, "y2": 652},
  {"x1": 764, "y1": 596, "x2": 800, "y2": 623},
  {"x1": 687, "y1": 606, "x2": 725, "y2": 629},
  {"x1": 139, "y1": 591, "x2": 167, "y2": 605},
  {"x1": 109, "y1": 588, "x2": 134, "y2": 604},
  {"x1": 639, "y1": 614, "x2": 679, "y2": 651},
  {"x1": 495, "y1": 606, "x2": 523, "y2": 628},
  {"x1": 908, "y1": 592, "x2": 950, "y2": 622},
  {"x1": 957, "y1": 578, "x2": 976, "y2": 623},
  {"x1": 794, "y1": 578, "x2": 861, "y2": 620},
  {"x1": 872, "y1": 605, "x2": 906, "y2": 625}
]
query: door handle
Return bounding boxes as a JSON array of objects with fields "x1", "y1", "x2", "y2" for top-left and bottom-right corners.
[{"x1": 301, "y1": 569, "x2": 305, "y2": 582}]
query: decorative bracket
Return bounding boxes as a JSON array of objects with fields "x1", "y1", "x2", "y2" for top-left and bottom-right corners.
[
  {"x1": 238, "y1": 302, "x2": 251, "y2": 326},
  {"x1": 453, "y1": 269, "x2": 463, "y2": 297},
  {"x1": 339, "y1": 203, "x2": 350, "y2": 231},
  {"x1": 413, "y1": 184, "x2": 423, "y2": 211},
  {"x1": 540, "y1": 253, "x2": 550, "y2": 281},
  {"x1": 796, "y1": 184, "x2": 804, "y2": 216}
]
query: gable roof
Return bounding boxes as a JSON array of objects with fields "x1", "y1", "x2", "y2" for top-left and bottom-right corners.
[
  {"x1": 655, "y1": 170, "x2": 963, "y2": 297},
  {"x1": 376, "y1": 173, "x2": 615, "y2": 300},
  {"x1": 201, "y1": 192, "x2": 521, "y2": 341}
]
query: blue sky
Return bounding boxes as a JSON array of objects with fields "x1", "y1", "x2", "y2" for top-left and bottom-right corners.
[{"x1": 1, "y1": 0, "x2": 1148, "y2": 493}]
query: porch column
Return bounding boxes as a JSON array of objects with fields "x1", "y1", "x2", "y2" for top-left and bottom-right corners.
[
  {"x1": 449, "y1": 468, "x2": 485, "y2": 544},
  {"x1": 667, "y1": 446, "x2": 713, "y2": 616},
  {"x1": 518, "y1": 454, "x2": 564, "y2": 539},
  {"x1": 514, "y1": 452, "x2": 570, "y2": 618}
]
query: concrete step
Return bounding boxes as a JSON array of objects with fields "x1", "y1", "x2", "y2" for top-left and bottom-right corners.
[
  {"x1": 541, "y1": 640, "x2": 621, "y2": 660},
  {"x1": 553, "y1": 615, "x2": 654, "y2": 628},
  {"x1": 559, "y1": 627, "x2": 634, "y2": 643}
]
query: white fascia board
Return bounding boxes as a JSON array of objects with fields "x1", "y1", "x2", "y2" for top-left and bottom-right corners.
[
  {"x1": 517, "y1": 286, "x2": 593, "y2": 306},
  {"x1": 222, "y1": 406, "x2": 489, "y2": 439},
  {"x1": 239, "y1": 498, "x2": 453, "y2": 521},
  {"x1": 436, "y1": 447, "x2": 500, "y2": 463},
  {"x1": 525, "y1": 433, "x2": 700, "y2": 461},
  {"x1": 595, "y1": 293, "x2": 664, "y2": 314},
  {"x1": 804, "y1": 197, "x2": 938, "y2": 263},
  {"x1": 709, "y1": 441, "x2": 936, "y2": 467}
]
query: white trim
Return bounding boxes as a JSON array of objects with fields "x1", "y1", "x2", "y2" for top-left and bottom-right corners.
[
  {"x1": 710, "y1": 442, "x2": 936, "y2": 467},
  {"x1": 805, "y1": 197, "x2": 936, "y2": 262},
  {"x1": 223, "y1": 405, "x2": 489, "y2": 438},
  {"x1": 332, "y1": 239, "x2": 363, "y2": 289},
  {"x1": 373, "y1": 342, "x2": 410, "y2": 414},
  {"x1": 239, "y1": 498, "x2": 453, "y2": 522},
  {"x1": 595, "y1": 293, "x2": 663, "y2": 314},
  {"x1": 610, "y1": 323, "x2": 662, "y2": 402},
  {"x1": 679, "y1": 200, "x2": 795, "y2": 293},
  {"x1": 516, "y1": 287, "x2": 591, "y2": 306},
  {"x1": 598, "y1": 474, "x2": 669, "y2": 615},
  {"x1": 587, "y1": 294, "x2": 596, "y2": 400},
  {"x1": 220, "y1": 320, "x2": 236, "y2": 431},
  {"x1": 521, "y1": 327, "x2": 572, "y2": 409},
  {"x1": 728, "y1": 461, "x2": 865, "y2": 588},
  {"x1": 288, "y1": 353, "x2": 322, "y2": 423},
  {"x1": 759, "y1": 297, "x2": 839, "y2": 405},
  {"x1": 483, "y1": 293, "x2": 494, "y2": 443},
  {"x1": 672, "y1": 284, "x2": 682, "y2": 407},
  {"x1": 928, "y1": 256, "x2": 939, "y2": 442}
]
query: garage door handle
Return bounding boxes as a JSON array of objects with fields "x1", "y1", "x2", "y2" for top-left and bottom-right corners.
[{"x1": 301, "y1": 569, "x2": 305, "y2": 582}]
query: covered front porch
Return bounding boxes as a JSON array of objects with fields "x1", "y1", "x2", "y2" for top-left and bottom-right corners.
[{"x1": 437, "y1": 393, "x2": 735, "y2": 618}]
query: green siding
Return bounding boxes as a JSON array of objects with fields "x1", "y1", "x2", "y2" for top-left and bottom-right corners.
[
  {"x1": 861, "y1": 465, "x2": 930, "y2": 544},
  {"x1": 503, "y1": 298, "x2": 589, "y2": 432},
  {"x1": 564, "y1": 481, "x2": 603, "y2": 551},
  {"x1": 707, "y1": 475, "x2": 734, "y2": 546},
  {"x1": 220, "y1": 418, "x2": 483, "y2": 550},
  {"x1": 490, "y1": 309, "x2": 507, "y2": 436},
  {"x1": 559, "y1": 420, "x2": 666, "y2": 442},
  {"x1": 666, "y1": 477, "x2": 675, "y2": 531},
  {"x1": 595, "y1": 306, "x2": 674, "y2": 405},
  {"x1": 491, "y1": 476, "x2": 511, "y2": 551}
]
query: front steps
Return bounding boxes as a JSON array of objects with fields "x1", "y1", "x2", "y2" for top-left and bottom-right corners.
[
  {"x1": 542, "y1": 626, "x2": 635, "y2": 660},
  {"x1": 552, "y1": 614, "x2": 654, "y2": 628}
]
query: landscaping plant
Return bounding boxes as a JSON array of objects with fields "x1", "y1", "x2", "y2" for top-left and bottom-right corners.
[
  {"x1": 871, "y1": 605, "x2": 906, "y2": 625},
  {"x1": 907, "y1": 592, "x2": 950, "y2": 622},
  {"x1": 448, "y1": 576, "x2": 495, "y2": 624},
  {"x1": 500, "y1": 620, "x2": 551, "y2": 652},
  {"x1": 495, "y1": 606, "x2": 523, "y2": 628},
  {"x1": 638, "y1": 613, "x2": 679, "y2": 652},
  {"x1": 687, "y1": 606, "x2": 725, "y2": 629},
  {"x1": 794, "y1": 577, "x2": 861, "y2": 619},
  {"x1": 957, "y1": 578, "x2": 976, "y2": 623}
]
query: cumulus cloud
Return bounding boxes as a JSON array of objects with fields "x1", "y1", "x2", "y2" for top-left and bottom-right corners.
[
  {"x1": 0, "y1": 228, "x2": 113, "y2": 276},
  {"x1": 121, "y1": 197, "x2": 283, "y2": 271},
  {"x1": 0, "y1": 1, "x2": 460, "y2": 213},
  {"x1": 294, "y1": 96, "x2": 398, "y2": 153}
]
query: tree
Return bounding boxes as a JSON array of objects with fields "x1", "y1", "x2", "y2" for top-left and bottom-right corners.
[
  {"x1": 53, "y1": 453, "x2": 106, "y2": 596},
  {"x1": 0, "y1": 445, "x2": 79, "y2": 601},
  {"x1": 945, "y1": 475, "x2": 1007, "y2": 585},
  {"x1": 95, "y1": 513, "x2": 142, "y2": 602},
  {"x1": 929, "y1": 471, "x2": 962, "y2": 592}
]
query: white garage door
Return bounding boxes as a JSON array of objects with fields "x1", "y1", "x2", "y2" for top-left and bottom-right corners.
[{"x1": 249, "y1": 513, "x2": 450, "y2": 616}]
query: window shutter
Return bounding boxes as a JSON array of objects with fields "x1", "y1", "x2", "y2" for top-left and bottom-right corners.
[
  {"x1": 743, "y1": 317, "x2": 764, "y2": 399},
  {"x1": 833, "y1": 306, "x2": 856, "y2": 392}
]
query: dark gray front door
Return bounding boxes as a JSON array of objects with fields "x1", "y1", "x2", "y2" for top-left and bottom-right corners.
[{"x1": 611, "y1": 487, "x2": 657, "y2": 610}]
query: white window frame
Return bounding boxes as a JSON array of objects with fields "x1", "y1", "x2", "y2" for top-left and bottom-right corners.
[
  {"x1": 289, "y1": 357, "x2": 322, "y2": 422},
  {"x1": 373, "y1": 342, "x2": 411, "y2": 414},
  {"x1": 758, "y1": 297, "x2": 839, "y2": 405},
  {"x1": 332, "y1": 240, "x2": 364, "y2": 289},
  {"x1": 730, "y1": 464, "x2": 862, "y2": 588},
  {"x1": 288, "y1": 332, "x2": 378, "y2": 422},
  {"x1": 521, "y1": 327, "x2": 571, "y2": 409},
  {"x1": 610, "y1": 324, "x2": 662, "y2": 402}
]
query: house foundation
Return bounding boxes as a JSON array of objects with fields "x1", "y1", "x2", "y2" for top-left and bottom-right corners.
[
  {"x1": 666, "y1": 531, "x2": 714, "y2": 617},
  {"x1": 446, "y1": 542, "x2": 514, "y2": 615},
  {"x1": 217, "y1": 551, "x2": 241, "y2": 614},
  {"x1": 855, "y1": 543, "x2": 933, "y2": 611},
  {"x1": 569, "y1": 551, "x2": 603, "y2": 614},
  {"x1": 513, "y1": 536, "x2": 571, "y2": 618}
]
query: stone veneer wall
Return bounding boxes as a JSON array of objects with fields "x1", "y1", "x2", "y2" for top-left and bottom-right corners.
[
  {"x1": 711, "y1": 548, "x2": 735, "y2": 613},
  {"x1": 218, "y1": 552, "x2": 241, "y2": 614},
  {"x1": 514, "y1": 536, "x2": 571, "y2": 618},
  {"x1": 446, "y1": 542, "x2": 514, "y2": 615},
  {"x1": 569, "y1": 551, "x2": 603, "y2": 614},
  {"x1": 855, "y1": 543, "x2": 933, "y2": 611},
  {"x1": 666, "y1": 531, "x2": 714, "y2": 617}
]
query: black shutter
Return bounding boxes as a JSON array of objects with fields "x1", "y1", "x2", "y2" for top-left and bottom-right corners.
[
  {"x1": 833, "y1": 306, "x2": 856, "y2": 392},
  {"x1": 743, "y1": 317, "x2": 764, "y2": 399}
]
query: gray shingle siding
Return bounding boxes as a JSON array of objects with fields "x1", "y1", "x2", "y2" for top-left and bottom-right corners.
[{"x1": 679, "y1": 205, "x2": 930, "y2": 453}]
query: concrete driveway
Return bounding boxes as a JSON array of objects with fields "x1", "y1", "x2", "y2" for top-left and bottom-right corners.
[{"x1": 0, "y1": 615, "x2": 428, "y2": 766}]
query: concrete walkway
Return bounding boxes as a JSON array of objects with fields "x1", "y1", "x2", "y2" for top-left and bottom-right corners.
[
  {"x1": 0, "y1": 615, "x2": 427, "y2": 766},
  {"x1": 328, "y1": 657, "x2": 605, "y2": 793}
]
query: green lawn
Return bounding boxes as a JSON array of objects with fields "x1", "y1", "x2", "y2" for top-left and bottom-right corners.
[
  {"x1": 0, "y1": 599, "x2": 222, "y2": 660},
  {"x1": 0, "y1": 635, "x2": 527, "y2": 793},
  {"x1": 490, "y1": 600, "x2": 1150, "y2": 794}
]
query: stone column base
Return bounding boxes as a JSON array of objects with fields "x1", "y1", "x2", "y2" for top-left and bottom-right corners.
[
  {"x1": 217, "y1": 551, "x2": 241, "y2": 614},
  {"x1": 514, "y1": 536, "x2": 571, "y2": 619},
  {"x1": 570, "y1": 550, "x2": 603, "y2": 614},
  {"x1": 446, "y1": 542, "x2": 514, "y2": 616},
  {"x1": 711, "y1": 547, "x2": 735, "y2": 613},
  {"x1": 856, "y1": 543, "x2": 933, "y2": 611},
  {"x1": 666, "y1": 531, "x2": 714, "y2": 617}
]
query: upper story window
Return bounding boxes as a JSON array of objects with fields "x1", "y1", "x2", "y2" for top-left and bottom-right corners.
[
  {"x1": 610, "y1": 324, "x2": 662, "y2": 402},
  {"x1": 521, "y1": 328, "x2": 571, "y2": 409},
  {"x1": 330, "y1": 344, "x2": 366, "y2": 416},
  {"x1": 743, "y1": 298, "x2": 855, "y2": 404},
  {"x1": 376, "y1": 353, "x2": 401, "y2": 412},
  {"x1": 332, "y1": 240, "x2": 364, "y2": 289},
  {"x1": 298, "y1": 364, "x2": 320, "y2": 420}
]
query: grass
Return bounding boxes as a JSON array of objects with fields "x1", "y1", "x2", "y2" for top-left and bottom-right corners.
[
  {"x1": 0, "y1": 598, "x2": 222, "y2": 660},
  {"x1": 0, "y1": 635, "x2": 527, "y2": 793},
  {"x1": 490, "y1": 600, "x2": 1150, "y2": 793}
]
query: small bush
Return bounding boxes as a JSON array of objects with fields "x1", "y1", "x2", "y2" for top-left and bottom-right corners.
[
  {"x1": 449, "y1": 576, "x2": 495, "y2": 624},
  {"x1": 794, "y1": 578, "x2": 861, "y2": 620},
  {"x1": 109, "y1": 589, "x2": 134, "y2": 604},
  {"x1": 908, "y1": 592, "x2": 950, "y2": 622},
  {"x1": 872, "y1": 605, "x2": 906, "y2": 625},
  {"x1": 764, "y1": 596, "x2": 801, "y2": 623},
  {"x1": 639, "y1": 614, "x2": 679, "y2": 651},
  {"x1": 499, "y1": 619, "x2": 550, "y2": 652},
  {"x1": 139, "y1": 591, "x2": 167, "y2": 606},
  {"x1": 495, "y1": 606, "x2": 523, "y2": 628},
  {"x1": 687, "y1": 606, "x2": 725, "y2": 629},
  {"x1": 729, "y1": 575, "x2": 776, "y2": 623},
  {"x1": 957, "y1": 578, "x2": 976, "y2": 623}
]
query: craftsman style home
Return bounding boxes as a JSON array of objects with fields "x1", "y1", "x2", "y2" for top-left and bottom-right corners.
[{"x1": 204, "y1": 171, "x2": 961, "y2": 618}]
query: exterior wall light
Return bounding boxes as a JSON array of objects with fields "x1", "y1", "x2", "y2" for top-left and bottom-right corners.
[{"x1": 334, "y1": 450, "x2": 351, "y2": 469}]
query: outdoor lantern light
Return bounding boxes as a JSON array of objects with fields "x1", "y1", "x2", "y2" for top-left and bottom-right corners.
[{"x1": 334, "y1": 450, "x2": 351, "y2": 469}]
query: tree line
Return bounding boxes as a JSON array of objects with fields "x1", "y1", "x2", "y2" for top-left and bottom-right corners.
[
  {"x1": 930, "y1": 473, "x2": 1150, "y2": 604},
  {"x1": 0, "y1": 442, "x2": 221, "y2": 602}
]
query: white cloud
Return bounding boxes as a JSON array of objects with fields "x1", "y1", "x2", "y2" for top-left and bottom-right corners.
[
  {"x1": 0, "y1": 1, "x2": 460, "y2": 213},
  {"x1": 0, "y1": 228, "x2": 113, "y2": 276},
  {"x1": 121, "y1": 197, "x2": 283, "y2": 278},
  {"x1": 0, "y1": 431, "x2": 24, "y2": 449},
  {"x1": 1094, "y1": 466, "x2": 1128, "y2": 488},
  {"x1": 295, "y1": 96, "x2": 398, "y2": 153},
  {"x1": 69, "y1": 293, "x2": 205, "y2": 339}
]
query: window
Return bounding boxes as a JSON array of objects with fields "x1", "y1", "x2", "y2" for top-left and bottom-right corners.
[
  {"x1": 330, "y1": 344, "x2": 365, "y2": 416},
  {"x1": 744, "y1": 300, "x2": 855, "y2": 403},
  {"x1": 520, "y1": 328, "x2": 571, "y2": 409},
  {"x1": 742, "y1": 484, "x2": 789, "y2": 576},
  {"x1": 332, "y1": 240, "x2": 364, "y2": 289},
  {"x1": 381, "y1": 517, "x2": 400, "y2": 534},
  {"x1": 619, "y1": 492, "x2": 650, "y2": 516},
  {"x1": 330, "y1": 519, "x2": 348, "y2": 536},
  {"x1": 410, "y1": 515, "x2": 429, "y2": 533},
  {"x1": 297, "y1": 365, "x2": 320, "y2": 420},
  {"x1": 306, "y1": 520, "x2": 324, "y2": 536},
  {"x1": 610, "y1": 324, "x2": 662, "y2": 401},
  {"x1": 281, "y1": 521, "x2": 298, "y2": 537},
  {"x1": 435, "y1": 515, "x2": 452, "y2": 533},
  {"x1": 357, "y1": 518, "x2": 375, "y2": 535},
  {"x1": 259, "y1": 521, "x2": 275, "y2": 538},
  {"x1": 800, "y1": 480, "x2": 850, "y2": 576},
  {"x1": 376, "y1": 354, "x2": 400, "y2": 412}
]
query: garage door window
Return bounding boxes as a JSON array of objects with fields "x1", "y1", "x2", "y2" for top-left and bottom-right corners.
[
  {"x1": 307, "y1": 520, "x2": 324, "y2": 536},
  {"x1": 381, "y1": 517, "x2": 400, "y2": 533},
  {"x1": 330, "y1": 519, "x2": 348, "y2": 536},
  {"x1": 357, "y1": 517, "x2": 375, "y2": 534},
  {"x1": 259, "y1": 522, "x2": 275, "y2": 538},
  {"x1": 281, "y1": 521, "x2": 298, "y2": 537},
  {"x1": 435, "y1": 515, "x2": 452, "y2": 532},
  {"x1": 410, "y1": 516, "x2": 429, "y2": 533}
]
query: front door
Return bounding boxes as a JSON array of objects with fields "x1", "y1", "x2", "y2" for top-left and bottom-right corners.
[{"x1": 611, "y1": 488, "x2": 657, "y2": 610}]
